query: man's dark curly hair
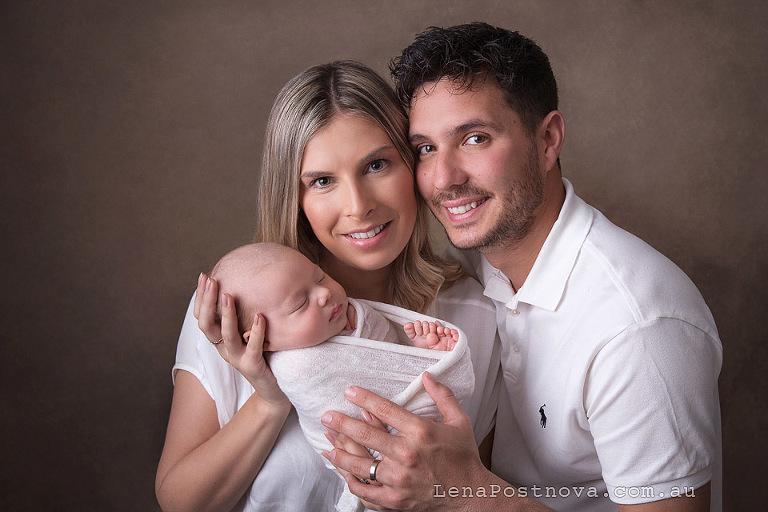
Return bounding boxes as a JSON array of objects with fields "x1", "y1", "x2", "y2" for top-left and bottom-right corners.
[{"x1": 390, "y1": 22, "x2": 558, "y2": 135}]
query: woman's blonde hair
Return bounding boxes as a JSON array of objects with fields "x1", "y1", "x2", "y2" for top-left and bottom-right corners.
[{"x1": 255, "y1": 60, "x2": 463, "y2": 313}]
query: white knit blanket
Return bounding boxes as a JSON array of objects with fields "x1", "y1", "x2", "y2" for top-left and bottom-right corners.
[{"x1": 267, "y1": 299, "x2": 475, "y2": 512}]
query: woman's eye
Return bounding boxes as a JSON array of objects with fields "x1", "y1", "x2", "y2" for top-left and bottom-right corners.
[
  {"x1": 309, "y1": 176, "x2": 331, "y2": 188},
  {"x1": 368, "y1": 159, "x2": 387, "y2": 172},
  {"x1": 466, "y1": 135, "x2": 488, "y2": 145}
]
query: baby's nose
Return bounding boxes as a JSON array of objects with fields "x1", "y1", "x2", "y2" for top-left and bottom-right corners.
[{"x1": 317, "y1": 287, "x2": 331, "y2": 306}]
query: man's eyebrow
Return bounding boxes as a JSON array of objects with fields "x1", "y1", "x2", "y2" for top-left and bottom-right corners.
[
  {"x1": 409, "y1": 119, "x2": 503, "y2": 145},
  {"x1": 409, "y1": 133, "x2": 429, "y2": 145}
]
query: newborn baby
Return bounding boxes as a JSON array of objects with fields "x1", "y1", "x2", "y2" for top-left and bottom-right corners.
[{"x1": 210, "y1": 242, "x2": 459, "y2": 352}]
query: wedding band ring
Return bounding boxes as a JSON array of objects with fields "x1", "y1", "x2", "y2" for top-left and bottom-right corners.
[
  {"x1": 369, "y1": 459, "x2": 381, "y2": 482},
  {"x1": 211, "y1": 337, "x2": 224, "y2": 345}
]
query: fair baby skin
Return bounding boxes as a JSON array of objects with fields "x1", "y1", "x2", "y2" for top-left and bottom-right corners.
[
  {"x1": 213, "y1": 243, "x2": 460, "y2": 352},
  {"x1": 322, "y1": 80, "x2": 710, "y2": 511},
  {"x1": 156, "y1": 112, "x2": 464, "y2": 512}
]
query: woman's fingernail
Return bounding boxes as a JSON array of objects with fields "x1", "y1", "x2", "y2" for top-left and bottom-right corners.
[
  {"x1": 223, "y1": 294, "x2": 230, "y2": 307},
  {"x1": 321, "y1": 413, "x2": 333, "y2": 425},
  {"x1": 361, "y1": 410, "x2": 372, "y2": 424},
  {"x1": 344, "y1": 387, "x2": 357, "y2": 398},
  {"x1": 324, "y1": 431, "x2": 338, "y2": 445}
]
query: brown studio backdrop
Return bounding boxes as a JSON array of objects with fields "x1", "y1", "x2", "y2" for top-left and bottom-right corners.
[{"x1": 1, "y1": 1, "x2": 766, "y2": 511}]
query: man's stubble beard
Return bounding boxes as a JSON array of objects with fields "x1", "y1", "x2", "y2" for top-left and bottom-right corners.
[{"x1": 436, "y1": 145, "x2": 544, "y2": 251}]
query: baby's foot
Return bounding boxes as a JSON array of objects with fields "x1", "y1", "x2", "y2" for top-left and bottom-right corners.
[{"x1": 404, "y1": 320, "x2": 459, "y2": 351}]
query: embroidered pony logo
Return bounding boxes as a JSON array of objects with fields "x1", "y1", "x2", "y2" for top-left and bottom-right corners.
[{"x1": 539, "y1": 404, "x2": 547, "y2": 428}]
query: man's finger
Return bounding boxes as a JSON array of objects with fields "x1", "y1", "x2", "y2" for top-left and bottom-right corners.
[
  {"x1": 321, "y1": 409, "x2": 397, "y2": 459},
  {"x1": 339, "y1": 386, "x2": 416, "y2": 433},
  {"x1": 361, "y1": 409, "x2": 388, "y2": 432},
  {"x1": 323, "y1": 449, "x2": 386, "y2": 486},
  {"x1": 422, "y1": 371, "x2": 469, "y2": 427}
]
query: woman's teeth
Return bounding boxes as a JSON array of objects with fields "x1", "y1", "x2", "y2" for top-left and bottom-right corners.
[
  {"x1": 447, "y1": 201, "x2": 479, "y2": 215},
  {"x1": 348, "y1": 224, "x2": 386, "y2": 239}
]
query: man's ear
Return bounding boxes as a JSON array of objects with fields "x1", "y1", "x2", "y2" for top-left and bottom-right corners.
[{"x1": 537, "y1": 110, "x2": 565, "y2": 173}]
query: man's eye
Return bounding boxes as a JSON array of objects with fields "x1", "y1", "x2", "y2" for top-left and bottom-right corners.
[
  {"x1": 466, "y1": 135, "x2": 488, "y2": 145},
  {"x1": 417, "y1": 145, "x2": 435, "y2": 155}
]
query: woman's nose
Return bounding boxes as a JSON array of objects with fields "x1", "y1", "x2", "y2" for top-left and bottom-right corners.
[{"x1": 343, "y1": 181, "x2": 375, "y2": 218}]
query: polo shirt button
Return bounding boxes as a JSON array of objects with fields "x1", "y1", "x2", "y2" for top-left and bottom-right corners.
[
  {"x1": 513, "y1": 345, "x2": 521, "y2": 353},
  {"x1": 508, "y1": 308, "x2": 520, "y2": 316}
]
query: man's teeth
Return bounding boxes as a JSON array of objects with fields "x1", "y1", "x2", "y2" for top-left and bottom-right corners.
[
  {"x1": 447, "y1": 201, "x2": 479, "y2": 215},
  {"x1": 348, "y1": 224, "x2": 385, "y2": 239}
]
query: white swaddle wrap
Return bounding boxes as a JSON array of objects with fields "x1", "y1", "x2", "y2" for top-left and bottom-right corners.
[{"x1": 267, "y1": 298, "x2": 475, "y2": 512}]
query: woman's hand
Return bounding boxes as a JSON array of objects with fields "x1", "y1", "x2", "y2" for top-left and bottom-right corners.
[{"x1": 194, "y1": 273, "x2": 288, "y2": 407}]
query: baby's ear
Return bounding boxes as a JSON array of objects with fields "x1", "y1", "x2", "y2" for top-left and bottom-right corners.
[{"x1": 242, "y1": 330, "x2": 252, "y2": 343}]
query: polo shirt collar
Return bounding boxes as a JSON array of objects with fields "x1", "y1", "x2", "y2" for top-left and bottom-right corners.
[{"x1": 479, "y1": 178, "x2": 594, "y2": 312}]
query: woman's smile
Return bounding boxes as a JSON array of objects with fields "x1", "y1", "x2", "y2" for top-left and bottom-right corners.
[{"x1": 345, "y1": 221, "x2": 390, "y2": 240}]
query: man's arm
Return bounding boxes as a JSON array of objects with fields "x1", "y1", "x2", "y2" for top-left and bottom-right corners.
[
  {"x1": 321, "y1": 372, "x2": 552, "y2": 511},
  {"x1": 322, "y1": 372, "x2": 711, "y2": 512}
]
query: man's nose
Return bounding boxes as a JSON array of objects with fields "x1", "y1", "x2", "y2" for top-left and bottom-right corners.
[{"x1": 432, "y1": 149, "x2": 468, "y2": 191}]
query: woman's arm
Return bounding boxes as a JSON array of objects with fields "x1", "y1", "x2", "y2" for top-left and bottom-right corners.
[
  {"x1": 155, "y1": 370, "x2": 291, "y2": 512},
  {"x1": 156, "y1": 274, "x2": 292, "y2": 512}
]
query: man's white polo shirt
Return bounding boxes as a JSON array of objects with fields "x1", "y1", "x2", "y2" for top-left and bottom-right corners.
[{"x1": 449, "y1": 178, "x2": 722, "y2": 511}]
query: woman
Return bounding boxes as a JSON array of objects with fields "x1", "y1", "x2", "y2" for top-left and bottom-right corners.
[{"x1": 155, "y1": 61, "x2": 500, "y2": 512}]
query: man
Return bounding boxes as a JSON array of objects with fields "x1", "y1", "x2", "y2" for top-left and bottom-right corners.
[{"x1": 322, "y1": 22, "x2": 722, "y2": 511}]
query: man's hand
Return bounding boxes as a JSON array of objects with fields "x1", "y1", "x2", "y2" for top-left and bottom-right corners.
[{"x1": 321, "y1": 372, "x2": 490, "y2": 511}]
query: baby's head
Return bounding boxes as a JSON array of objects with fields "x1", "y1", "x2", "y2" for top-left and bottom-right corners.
[{"x1": 210, "y1": 243, "x2": 349, "y2": 351}]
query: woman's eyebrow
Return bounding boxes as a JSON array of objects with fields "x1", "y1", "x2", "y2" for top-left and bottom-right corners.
[
  {"x1": 357, "y1": 144, "x2": 395, "y2": 166},
  {"x1": 299, "y1": 170, "x2": 330, "y2": 178}
]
